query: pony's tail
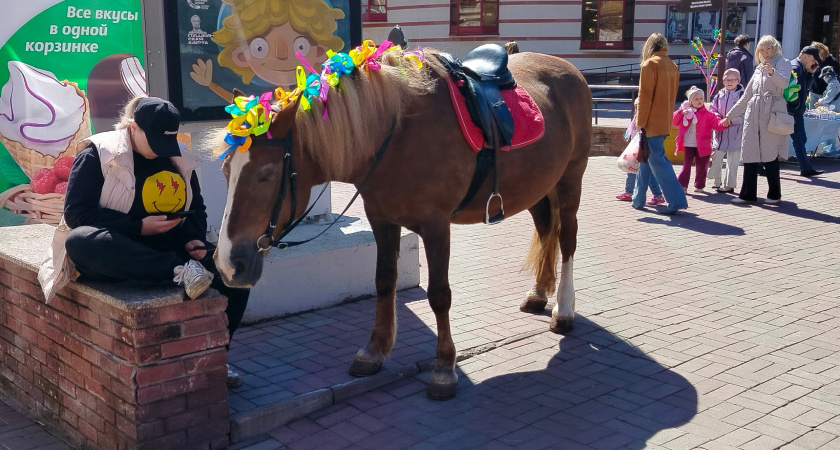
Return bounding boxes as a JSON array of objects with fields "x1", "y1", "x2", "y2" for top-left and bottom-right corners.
[{"x1": 524, "y1": 189, "x2": 561, "y2": 295}]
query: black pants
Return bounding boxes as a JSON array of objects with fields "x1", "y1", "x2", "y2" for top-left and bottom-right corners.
[
  {"x1": 739, "y1": 160, "x2": 781, "y2": 202},
  {"x1": 65, "y1": 226, "x2": 250, "y2": 339}
]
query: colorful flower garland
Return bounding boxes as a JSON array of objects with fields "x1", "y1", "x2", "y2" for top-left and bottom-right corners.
[{"x1": 218, "y1": 39, "x2": 424, "y2": 158}]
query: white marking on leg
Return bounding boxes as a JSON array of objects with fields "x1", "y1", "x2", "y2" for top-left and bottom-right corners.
[
  {"x1": 216, "y1": 150, "x2": 250, "y2": 280},
  {"x1": 552, "y1": 257, "x2": 575, "y2": 319}
]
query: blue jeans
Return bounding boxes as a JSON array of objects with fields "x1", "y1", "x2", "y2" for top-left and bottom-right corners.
[
  {"x1": 625, "y1": 172, "x2": 662, "y2": 197},
  {"x1": 632, "y1": 134, "x2": 688, "y2": 211},
  {"x1": 791, "y1": 113, "x2": 814, "y2": 173}
]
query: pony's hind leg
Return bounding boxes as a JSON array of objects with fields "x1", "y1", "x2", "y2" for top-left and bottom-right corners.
[
  {"x1": 349, "y1": 221, "x2": 401, "y2": 377},
  {"x1": 549, "y1": 167, "x2": 584, "y2": 334},
  {"x1": 420, "y1": 221, "x2": 458, "y2": 400},
  {"x1": 521, "y1": 195, "x2": 559, "y2": 313}
]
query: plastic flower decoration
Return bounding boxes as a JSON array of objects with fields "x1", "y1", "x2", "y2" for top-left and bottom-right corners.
[{"x1": 216, "y1": 40, "x2": 425, "y2": 158}]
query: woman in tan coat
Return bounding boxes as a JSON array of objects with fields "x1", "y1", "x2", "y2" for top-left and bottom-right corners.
[
  {"x1": 724, "y1": 35, "x2": 790, "y2": 205},
  {"x1": 631, "y1": 33, "x2": 688, "y2": 213}
]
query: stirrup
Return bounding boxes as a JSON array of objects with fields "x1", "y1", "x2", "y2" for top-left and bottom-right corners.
[{"x1": 485, "y1": 192, "x2": 505, "y2": 224}]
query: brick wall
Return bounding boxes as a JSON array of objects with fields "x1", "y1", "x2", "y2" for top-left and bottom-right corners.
[
  {"x1": 590, "y1": 124, "x2": 627, "y2": 157},
  {"x1": 0, "y1": 257, "x2": 231, "y2": 450}
]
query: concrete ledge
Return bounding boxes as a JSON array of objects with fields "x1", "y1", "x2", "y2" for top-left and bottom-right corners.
[{"x1": 243, "y1": 215, "x2": 420, "y2": 323}]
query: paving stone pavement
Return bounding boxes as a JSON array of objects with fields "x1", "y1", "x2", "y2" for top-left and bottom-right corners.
[
  {"x1": 230, "y1": 156, "x2": 840, "y2": 449},
  {"x1": 3, "y1": 155, "x2": 840, "y2": 449}
]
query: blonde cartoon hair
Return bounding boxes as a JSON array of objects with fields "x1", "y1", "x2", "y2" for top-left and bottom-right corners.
[
  {"x1": 755, "y1": 35, "x2": 782, "y2": 65},
  {"x1": 213, "y1": 0, "x2": 346, "y2": 84}
]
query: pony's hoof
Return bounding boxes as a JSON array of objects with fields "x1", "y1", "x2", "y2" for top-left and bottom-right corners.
[
  {"x1": 550, "y1": 315, "x2": 574, "y2": 334},
  {"x1": 426, "y1": 368, "x2": 457, "y2": 400},
  {"x1": 427, "y1": 383, "x2": 456, "y2": 400},
  {"x1": 349, "y1": 350, "x2": 384, "y2": 377},
  {"x1": 520, "y1": 289, "x2": 548, "y2": 313}
]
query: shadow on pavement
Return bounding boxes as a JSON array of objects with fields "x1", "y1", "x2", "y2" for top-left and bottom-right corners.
[
  {"x1": 758, "y1": 201, "x2": 840, "y2": 224},
  {"x1": 390, "y1": 315, "x2": 699, "y2": 449},
  {"x1": 637, "y1": 211, "x2": 745, "y2": 236}
]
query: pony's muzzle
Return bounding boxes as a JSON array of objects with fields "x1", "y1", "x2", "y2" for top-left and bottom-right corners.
[{"x1": 224, "y1": 242, "x2": 264, "y2": 288}]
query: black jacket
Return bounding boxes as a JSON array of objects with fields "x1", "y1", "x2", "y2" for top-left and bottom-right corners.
[
  {"x1": 788, "y1": 59, "x2": 814, "y2": 116},
  {"x1": 725, "y1": 46, "x2": 754, "y2": 86},
  {"x1": 64, "y1": 145, "x2": 208, "y2": 245},
  {"x1": 812, "y1": 55, "x2": 840, "y2": 96}
]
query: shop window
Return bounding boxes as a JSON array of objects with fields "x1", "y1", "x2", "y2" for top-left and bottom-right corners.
[
  {"x1": 450, "y1": 0, "x2": 499, "y2": 36},
  {"x1": 581, "y1": 0, "x2": 634, "y2": 49},
  {"x1": 363, "y1": 0, "x2": 387, "y2": 22}
]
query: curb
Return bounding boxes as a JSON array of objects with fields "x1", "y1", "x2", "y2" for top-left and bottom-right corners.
[{"x1": 228, "y1": 327, "x2": 547, "y2": 444}]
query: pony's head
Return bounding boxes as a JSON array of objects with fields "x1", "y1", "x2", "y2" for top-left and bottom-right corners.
[
  {"x1": 213, "y1": 49, "x2": 438, "y2": 288},
  {"x1": 213, "y1": 102, "x2": 302, "y2": 288}
]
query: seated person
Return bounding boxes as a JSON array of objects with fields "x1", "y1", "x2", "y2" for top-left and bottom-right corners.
[{"x1": 39, "y1": 96, "x2": 249, "y2": 388}]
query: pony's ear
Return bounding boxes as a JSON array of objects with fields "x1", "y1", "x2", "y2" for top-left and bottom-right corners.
[
  {"x1": 268, "y1": 100, "x2": 300, "y2": 135},
  {"x1": 233, "y1": 88, "x2": 246, "y2": 98}
]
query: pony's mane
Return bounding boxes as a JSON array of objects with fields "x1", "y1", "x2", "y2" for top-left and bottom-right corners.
[{"x1": 294, "y1": 49, "x2": 443, "y2": 179}]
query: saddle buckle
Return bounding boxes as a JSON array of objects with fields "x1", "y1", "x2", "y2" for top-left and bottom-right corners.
[{"x1": 485, "y1": 192, "x2": 505, "y2": 224}]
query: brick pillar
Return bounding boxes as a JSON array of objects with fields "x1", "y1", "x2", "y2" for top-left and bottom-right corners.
[{"x1": 0, "y1": 256, "x2": 231, "y2": 450}]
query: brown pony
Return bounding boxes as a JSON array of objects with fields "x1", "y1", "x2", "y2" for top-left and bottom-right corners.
[{"x1": 213, "y1": 48, "x2": 591, "y2": 399}]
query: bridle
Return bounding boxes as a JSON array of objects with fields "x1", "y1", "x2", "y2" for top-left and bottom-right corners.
[{"x1": 254, "y1": 119, "x2": 396, "y2": 252}]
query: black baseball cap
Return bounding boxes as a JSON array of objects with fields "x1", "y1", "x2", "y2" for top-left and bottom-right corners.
[
  {"x1": 800, "y1": 46, "x2": 823, "y2": 66},
  {"x1": 133, "y1": 97, "x2": 181, "y2": 158}
]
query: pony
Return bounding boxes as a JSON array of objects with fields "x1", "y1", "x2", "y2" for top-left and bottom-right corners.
[{"x1": 212, "y1": 47, "x2": 591, "y2": 400}]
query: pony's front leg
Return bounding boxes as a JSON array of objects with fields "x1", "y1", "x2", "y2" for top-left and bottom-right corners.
[
  {"x1": 421, "y1": 223, "x2": 457, "y2": 400},
  {"x1": 349, "y1": 222, "x2": 401, "y2": 377}
]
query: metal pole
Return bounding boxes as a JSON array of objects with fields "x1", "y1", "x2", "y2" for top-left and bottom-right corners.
[{"x1": 716, "y1": 0, "x2": 729, "y2": 97}]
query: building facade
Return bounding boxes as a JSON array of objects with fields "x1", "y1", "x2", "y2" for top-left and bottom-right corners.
[{"x1": 361, "y1": 0, "x2": 838, "y2": 72}]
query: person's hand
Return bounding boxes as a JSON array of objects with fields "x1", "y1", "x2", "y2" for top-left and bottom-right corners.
[
  {"x1": 189, "y1": 59, "x2": 213, "y2": 87},
  {"x1": 185, "y1": 240, "x2": 207, "y2": 260},
  {"x1": 761, "y1": 63, "x2": 774, "y2": 75},
  {"x1": 141, "y1": 215, "x2": 180, "y2": 236},
  {"x1": 722, "y1": 118, "x2": 731, "y2": 127},
  {"x1": 814, "y1": 101, "x2": 822, "y2": 108},
  {"x1": 682, "y1": 109, "x2": 689, "y2": 115}
]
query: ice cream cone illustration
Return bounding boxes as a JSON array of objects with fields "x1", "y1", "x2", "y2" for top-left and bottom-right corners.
[{"x1": 0, "y1": 61, "x2": 92, "y2": 179}]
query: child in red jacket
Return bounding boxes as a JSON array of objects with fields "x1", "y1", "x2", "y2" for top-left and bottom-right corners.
[{"x1": 673, "y1": 86, "x2": 729, "y2": 193}]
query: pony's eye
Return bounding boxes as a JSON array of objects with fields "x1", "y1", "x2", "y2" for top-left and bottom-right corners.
[
  {"x1": 293, "y1": 37, "x2": 311, "y2": 56},
  {"x1": 257, "y1": 166, "x2": 275, "y2": 183},
  {"x1": 250, "y1": 37, "x2": 269, "y2": 59}
]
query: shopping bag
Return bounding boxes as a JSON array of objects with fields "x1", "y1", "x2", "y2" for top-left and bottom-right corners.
[{"x1": 616, "y1": 133, "x2": 640, "y2": 173}]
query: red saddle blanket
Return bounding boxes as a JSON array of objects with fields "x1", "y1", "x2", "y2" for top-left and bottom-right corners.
[{"x1": 445, "y1": 78, "x2": 545, "y2": 152}]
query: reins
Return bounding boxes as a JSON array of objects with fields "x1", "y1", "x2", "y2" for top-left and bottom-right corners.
[{"x1": 256, "y1": 119, "x2": 396, "y2": 252}]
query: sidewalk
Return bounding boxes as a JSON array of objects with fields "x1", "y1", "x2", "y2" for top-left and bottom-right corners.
[{"x1": 4, "y1": 155, "x2": 840, "y2": 449}]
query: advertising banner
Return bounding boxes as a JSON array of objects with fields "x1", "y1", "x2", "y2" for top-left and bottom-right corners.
[
  {"x1": 0, "y1": 0, "x2": 144, "y2": 193},
  {"x1": 163, "y1": 0, "x2": 358, "y2": 122}
]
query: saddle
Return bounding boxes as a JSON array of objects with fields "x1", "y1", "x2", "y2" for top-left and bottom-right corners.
[{"x1": 438, "y1": 44, "x2": 516, "y2": 224}]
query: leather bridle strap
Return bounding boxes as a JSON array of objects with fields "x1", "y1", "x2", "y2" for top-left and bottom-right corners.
[{"x1": 257, "y1": 119, "x2": 396, "y2": 251}]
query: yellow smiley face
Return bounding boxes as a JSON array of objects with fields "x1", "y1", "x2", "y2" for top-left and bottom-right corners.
[{"x1": 142, "y1": 171, "x2": 186, "y2": 213}]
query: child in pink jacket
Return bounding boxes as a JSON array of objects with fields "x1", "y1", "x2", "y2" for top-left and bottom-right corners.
[{"x1": 673, "y1": 86, "x2": 729, "y2": 193}]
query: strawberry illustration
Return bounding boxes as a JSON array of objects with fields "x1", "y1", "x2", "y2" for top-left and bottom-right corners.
[
  {"x1": 53, "y1": 156, "x2": 75, "y2": 181},
  {"x1": 31, "y1": 168, "x2": 59, "y2": 194}
]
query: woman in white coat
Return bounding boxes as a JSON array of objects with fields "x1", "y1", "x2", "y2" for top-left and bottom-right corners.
[{"x1": 724, "y1": 35, "x2": 790, "y2": 205}]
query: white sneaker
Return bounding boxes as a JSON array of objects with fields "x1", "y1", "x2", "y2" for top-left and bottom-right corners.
[
  {"x1": 173, "y1": 260, "x2": 214, "y2": 300},
  {"x1": 693, "y1": 188, "x2": 704, "y2": 193},
  {"x1": 226, "y1": 364, "x2": 243, "y2": 388}
]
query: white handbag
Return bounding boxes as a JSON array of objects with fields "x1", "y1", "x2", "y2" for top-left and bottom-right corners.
[{"x1": 768, "y1": 112, "x2": 794, "y2": 135}]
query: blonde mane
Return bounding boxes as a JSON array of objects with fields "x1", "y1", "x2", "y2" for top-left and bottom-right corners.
[{"x1": 293, "y1": 50, "x2": 441, "y2": 180}]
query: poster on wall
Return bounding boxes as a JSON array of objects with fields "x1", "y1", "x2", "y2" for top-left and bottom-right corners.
[
  {"x1": 725, "y1": 7, "x2": 746, "y2": 43},
  {"x1": 692, "y1": 10, "x2": 722, "y2": 43},
  {"x1": 163, "y1": 0, "x2": 360, "y2": 122},
  {"x1": 0, "y1": 0, "x2": 144, "y2": 198},
  {"x1": 666, "y1": 6, "x2": 691, "y2": 44}
]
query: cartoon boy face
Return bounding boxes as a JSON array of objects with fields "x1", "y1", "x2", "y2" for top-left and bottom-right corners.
[{"x1": 231, "y1": 22, "x2": 327, "y2": 86}]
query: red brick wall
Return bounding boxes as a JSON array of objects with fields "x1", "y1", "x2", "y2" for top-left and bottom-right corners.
[
  {"x1": 590, "y1": 125, "x2": 627, "y2": 157},
  {"x1": 0, "y1": 257, "x2": 231, "y2": 450}
]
